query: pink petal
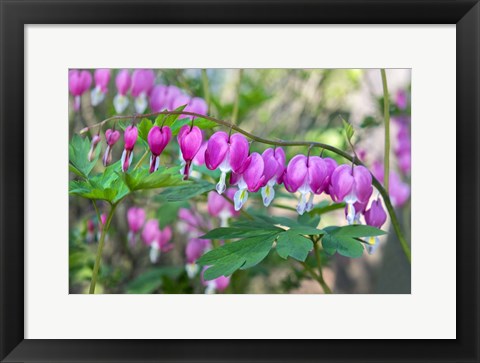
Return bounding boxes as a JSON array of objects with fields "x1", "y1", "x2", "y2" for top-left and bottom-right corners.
[{"x1": 205, "y1": 132, "x2": 229, "y2": 170}]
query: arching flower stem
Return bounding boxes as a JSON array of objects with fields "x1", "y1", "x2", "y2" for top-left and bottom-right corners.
[{"x1": 83, "y1": 110, "x2": 410, "y2": 264}]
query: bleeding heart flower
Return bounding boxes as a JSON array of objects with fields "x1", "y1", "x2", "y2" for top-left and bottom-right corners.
[
  {"x1": 193, "y1": 142, "x2": 207, "y2": 166},
  {"x1": 207, "y1": 188, "x2": 239, "y2": 226},
  {"x1": 260, "y1": 147, "x2": 285, "y2": 207},
  {"x1": 201, "y1": 268, "x2": 230, "y2": 294},
  {"x1": 205, "y1": 132, "x2": 249, "y2": 194},
  {"x1": 173, "y1": 96, "x2": 208, "y2": 120},
  {"x1": 344, "y1": 200, "x2": 367, "y2": 225},
  {"x1": 91, "y1": 69, "x2": 111, "y2": 106},
  {"x1": 127, "y1": 207, "x2": 146, "y2": 247},
  {"x1": 230, "y1": 152, "x2": 265, "y2": 211},
  {"x1": 147, "y1": 126, "x2": 172, "y2": 173},
  {"x1": 121, "y1": 125, "x2": 138, "y2": 172},
  {"x1": 113, "y1": 69, "x2": 131, "y2": 113},
  {"x1": 150, "y1": 85, "x2": 182, "y2": 112},
  {"x1": 69, "y1": 70, "x2": 92, "y2": 111},
  {"x1": 185, "y1": 238, "x2": 211, "y2": 278},
  {"x1": 283, "y1": 154, "x2": 329, "y2": 215},
  {"x1": 372, "y1": 161, "x2": 410, "y2": 207},
  {"x1": 178, "y1": 125, "x2": 203, "y2": 179},
  {"x1": 395, "y1": 89, "x2": 408, "y2": 110},
  {"x1": 322, "y1": 157, "x2": 338, "y2": 195},
  {"x1": 131, "y1": 69, "x2": 155, "y2": 113},
  {"x1": 102, "y1": 129, "x2": 121, "y2": 166},
  {"x1": 330, "y1": 164, "x2": 373, "y2": 224},
  {"x1": 364, "y1": 198, "x2": 387, "y2": 254},
  {"x1": 142, "y1": 220, "x2": 173, "y2": 263},
  {"x1": 88, "y1": 134, "x2": 101, "y2": 162}
]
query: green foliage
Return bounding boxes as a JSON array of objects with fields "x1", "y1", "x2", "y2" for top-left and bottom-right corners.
[
  {"x1": 198, "y1": 233, "x2": 279, "y2": 281},
  {"x1": 138, "y1": 118, "x2": 153, "y2": 141},
  {"x1": 342, "y1": 117, "x2": 354, "y2": 143},
  {"x1": 198, "y1": 215, "x2": 326, "y2": 280},
  {"x1": 120, "y1": 167, "x2": 186, "y2": 192},
  {"x1": 276, "y1": 231, "x2": 313, "y2": 261},
  {"x1": 126, "y1": 267, "x2": 184, "y2": 294},
  {"x1": 69, "y1": 135, "x2": 100, "y2": 178},
  {"x1": 69, "y1": 162, "x2": 130, "y2": 204},
  {"x1": 155, "y1": 105, "x2": 187, "y2": 127},
  {"x1": 321, "y1": 225, "x2": 386, "y2": 258},
  {"x1": 157, "y1": 180, "x2": 214, "y2": 202}
]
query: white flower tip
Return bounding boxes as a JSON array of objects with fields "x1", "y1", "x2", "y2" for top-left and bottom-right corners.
[
  {"x1": 261, "y1": 185, "x2": 275, "y2": 207},
  {"x1": 134, "y1": 94, "x2": 148, "y2": 114},
  {"x1": 91, "y1": 87, "x2": 105, "y2": 106},
  {"x1": 185, "y1": 263, "x2": 199, "y2": 279},
  {"x1": 234, "y1": 189, "x2": 248, "y2": 211},
  {"x1": 113, "y1": 94, "x2": 129, "y2": 113},
  {"x1": 205, "y1": 282, "x2": 217, "y2": 294},
  {"x1": 149, "y1": 244, "x2": 161, "y2": 264},
  {"x1": 216, "y1": 182, "x2": 226, "y2": 195}
]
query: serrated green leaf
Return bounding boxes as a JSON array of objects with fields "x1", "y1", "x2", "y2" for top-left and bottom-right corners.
[
  {"x1": 322, "y1": 234, "x2": 364, "y2": 258},
  {"x1": 69, "y1": 134, "x2": 100, "y2": 178},
  {"x1": 276, "y1": 231, "x2": 313, "y2": 261},
  {"x1": 69, "y1": 162, "x2": 130, "y2": 204},
  {"x1": 198, "y1": 233, "x2": 278, "y2": 280},
  {"x1": 156, "y1": 180, "x2": 215, "y2": 202},
  {"x1": 121, "y1": 167, "x2": 186, "y2": 191},
  {"x1": 297, "y1": 213, "x2": 321, "y2": 228}
]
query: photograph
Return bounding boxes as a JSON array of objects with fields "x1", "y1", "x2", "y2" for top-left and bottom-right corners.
[{"x1": 68, "y1": 68, "x2": 411, "y2": 294}]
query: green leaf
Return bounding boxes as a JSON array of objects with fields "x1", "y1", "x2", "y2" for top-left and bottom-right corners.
[
  {"x1": 342, "y1": 117, "x2": 354, "y2": 142},
  {"x1": 197, "y1": 233, "x2": 278, "y2": 280},
  {"x1": 126, "y1": 267, "x2": 183, "y2": 294},
  {"x1": 322, "y1": 234, "x2": 364, "y2": 258},
  {"x1": 157, "y1": 105, "x2": 187, "y2": 127},
  {"x1": 310, "y1": 202, "x2": 346, "y2": 215},
  {"x1": 276, "y1": 231, "x2": 313, "y2": 262},
  {"x1": 288, "y1": 226, "x2": 325, "y2": 236},
  {"x1": 170, "y1": 118, "x2": 193, "y2": 136},
  {"x1": 200, "y1": 227, "x2": 280, "y2": 240},
  {"x1": 69, "y1": 162, "x2": 130, "y2": 204},
  {"x1": 251, "y1": 214, "x2": 323, "y2": 235},
  {"x1": 157, "y1": 180, "x2": 215, "y2": 202},
  {"x1": 137, "y1": 118, "x2": 153, "y2": 141},
  {"x1": 297, "y1": 213, "x2": 321, "y2": 228},
  {"x1": 193, "y1": 117, "x2": 218, "y2": 130},
  {"x1": 121, "y1": 167, "x2": 186, "y2": 191},
  {"x1": 329, "y1": 225, "x2": 386, "y2": 238},
  {"x1": 69, "y1": 134, "x2": 100, "y2": 178}
]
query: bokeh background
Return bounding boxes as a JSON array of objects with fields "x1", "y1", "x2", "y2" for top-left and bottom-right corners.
[{"x1": 69, "y1": 69, "x2": 411, "y2": 294}]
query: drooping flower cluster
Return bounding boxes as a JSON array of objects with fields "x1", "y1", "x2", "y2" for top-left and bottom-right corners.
[
  {"x1": 141, "y1": 219, "x2": 173, "y2": 264},
  {"x1": 127, "y1": 207, "x2": 146, "y2": 247},
  {"x1": 69, "y1": 70, "x2": 92, "y2": 111},
  {"x1": 70, "y1": 69, "x2": 209, "y2": 119},
  {"x1": 126, "y1": 207, "x2": 173, "y2": 263},
  {"x1": 177, "y1": 208, "x2": 212, "y2": 279}
]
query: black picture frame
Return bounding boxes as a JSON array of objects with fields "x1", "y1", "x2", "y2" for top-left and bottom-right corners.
[{"x1": 1, "y1": 0, "x2": 478, "y2": 362}]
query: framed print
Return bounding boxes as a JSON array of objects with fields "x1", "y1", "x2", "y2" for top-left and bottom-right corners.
[{"x1": 1, "y1": 0, "x2": 478, "y2": 362}]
